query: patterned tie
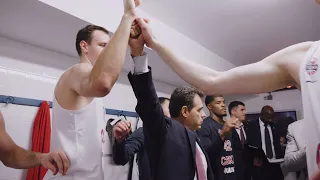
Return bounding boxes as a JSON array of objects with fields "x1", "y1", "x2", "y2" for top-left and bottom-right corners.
[
  {"x1": 195, "y1": 145, "x2": 206, "y2": 180},
  {"x1": 240, "y1": 126, "x2": 245, "y2": 146}
]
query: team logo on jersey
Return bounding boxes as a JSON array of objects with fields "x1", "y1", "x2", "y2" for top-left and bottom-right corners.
[
  {"x1": 224, "y1": 140, "x2": 232, "y2": 151},
  {"x1": 101, "y1": 129, "x2": 105, "y2": 143},
  {"x1": 306, "y1": 57, "x2": 318, "y2": 76},
  {"x1": 317, "y1": 143, "x2": 320, "y2": 165},
  {"x1": 221, "y1": 155, "x2": 234, "y2": 166}
]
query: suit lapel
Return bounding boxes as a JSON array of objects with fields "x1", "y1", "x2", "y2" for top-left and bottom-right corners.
[{"x1": 185, "y1": 127, "x2": 197, "y2": 161}]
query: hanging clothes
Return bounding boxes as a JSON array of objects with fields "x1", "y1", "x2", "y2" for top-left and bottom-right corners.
[{"x1": 26, "y1": 101, "x2": 51, "y2": 180}]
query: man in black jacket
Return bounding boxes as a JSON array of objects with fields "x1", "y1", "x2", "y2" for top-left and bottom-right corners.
[
  {"x1": 124, "y1": 54, "x2": 214, "y2": 179},
  {"x1": 246, "y1": 105, "x2": 284, "y2": 180},
  {"x1": 228, "y1": 101, "x2": 251, "y2": 180},
  {"x1": 112, "y1": 97, "x2": 170, "y2": 180}
]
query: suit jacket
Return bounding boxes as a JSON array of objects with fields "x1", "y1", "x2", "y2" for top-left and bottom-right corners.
[
  {"x1": 282, "y1": 120, "x2": 307, "y2": 180},
  {"x1": 128, "y1": 68, "x2": 214, "y2": 180},
  {"x1": 231, "y1": 124, "x2": 251, "y2": 180},
  {"x1": 112, "y1": 127, "x2": 150, "y2": 180},
  {"x1": 246, "y1": 119, "x2": 284, "y2": 180},
  {"x1": 246, "y1": 119, "x2": 284, "y2": 160}
]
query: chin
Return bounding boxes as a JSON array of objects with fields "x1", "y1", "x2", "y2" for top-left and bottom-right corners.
[{"x1": 315, "y1": 0, "x2": 320, "y2": 4}]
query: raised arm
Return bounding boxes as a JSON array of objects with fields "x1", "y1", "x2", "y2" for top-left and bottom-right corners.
[
  {"x1": 0, "y1": 111, "x2": 69, "y2": 175},
  {"x1": 136, "y1": 18, "x2": 313, "y2": 95},
  {"x1": 67, "y1": 0, "x2": 141, "y2": 97}
]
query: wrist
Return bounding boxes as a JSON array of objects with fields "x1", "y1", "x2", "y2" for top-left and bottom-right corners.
[
  {"x1": 36, "y1": 152, "x2": 45, "y2": 166},
  {"x1": 122, "y1": 12, "x2": 136, "y2": 22}
]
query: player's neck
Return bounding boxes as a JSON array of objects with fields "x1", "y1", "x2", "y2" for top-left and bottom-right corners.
[{"x1": 210, "y1": 113, "x2": 224, "y2": 124}]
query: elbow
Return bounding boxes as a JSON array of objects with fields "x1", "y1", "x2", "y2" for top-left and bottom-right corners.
[
  {"x1": 2, "y1": 155, "x2": 13, "y2": 168},
  {"x1": 92, "y1": 76, "x2": 116, "y2": 97}
]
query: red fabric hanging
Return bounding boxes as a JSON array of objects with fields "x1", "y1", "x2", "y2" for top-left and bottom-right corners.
[{"x1": 26, "y1": 101, "x2": 51, "y2": 180}]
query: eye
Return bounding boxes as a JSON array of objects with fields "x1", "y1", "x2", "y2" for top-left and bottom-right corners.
[{"x1": 99, "y1": 43, "x2": 107, "y2": 47}]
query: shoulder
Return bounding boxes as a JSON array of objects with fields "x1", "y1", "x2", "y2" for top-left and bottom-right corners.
[
  {"x1": 288, "y1": 120, "x2": 304, "y2": 133},
  {"x1": 68, "y1": 63, "x2": 92, "y2": 78}
]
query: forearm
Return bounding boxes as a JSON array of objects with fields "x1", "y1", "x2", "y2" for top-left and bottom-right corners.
[
  {"x1": 113, "y1": 140, "x2": 130, "y2": 165},
  {"x1": 2, "y1": 146, "x2": 43, "y2": 169},
  {"x1": 153, "y1": 42, "x2": 221, "y2": 94},
  {"x1": 91, "y1": 14, "x2": 135, "y2": 87},
  {"x1": 283, "y1": 150, "x2": 307, "y2": 172}
]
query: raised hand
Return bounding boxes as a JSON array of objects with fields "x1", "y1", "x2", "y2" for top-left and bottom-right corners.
[
  {"x1": 135, "y1": 18, "x2": 157, "y2": 49},
  {"x1": 113, "y1": 120, "x2": 132, "y2": 142},
  {"x1": 123, "y1": 0, "x2": 141, "y2": 14},
  {"x1": 40, "y1": 150, "x2": 70, "y2": 175},
  {"x1": 220, "y1": 117, "x2": 241, "y2": 137}
]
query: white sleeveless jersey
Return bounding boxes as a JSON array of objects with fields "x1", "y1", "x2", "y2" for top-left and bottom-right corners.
[
  {"x1": 300, "y1": 40, "x2": 320, "y2": 176},
  {"x1": 43, "y1": 97, "x2": 105, "y2": 180}
]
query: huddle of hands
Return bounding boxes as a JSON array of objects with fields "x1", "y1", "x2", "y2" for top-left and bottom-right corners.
[{"x1": 124, "y1": 0, "x2": 157, "y2": 55}]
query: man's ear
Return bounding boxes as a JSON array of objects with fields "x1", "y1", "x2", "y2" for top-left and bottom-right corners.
[
  {"x1": 181, "y1": 106, "x2": 189, "y2": 118},
  {"x1": 80, "y1": 40, "x2": 88, "y2": 55},
  {"x1": 207, "y1": 104, "x2": 212, "y2": 111}
]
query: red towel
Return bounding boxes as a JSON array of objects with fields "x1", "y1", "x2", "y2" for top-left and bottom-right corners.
[{"x1": 26, "y1": 101, "x2": 51, "y2": 180}]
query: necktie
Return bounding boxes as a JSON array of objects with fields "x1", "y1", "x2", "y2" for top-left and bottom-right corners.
[
  {"x1": 195, "y1": 145, "x2": 206, "y2": 180},
  {"x1": 264, "y1": 123, "x2": 273, "y2": 159},
  {"x1": 240, "y1": 126, "x2": 245, "y2": 146}
]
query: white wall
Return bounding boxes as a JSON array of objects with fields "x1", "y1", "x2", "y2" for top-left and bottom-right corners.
[
  {"x1": 0, "y1": 36, "x2": 176, "y2": 180},
  {"x1": 243, "y1": 90, "x2": 303, "y2": 120}
]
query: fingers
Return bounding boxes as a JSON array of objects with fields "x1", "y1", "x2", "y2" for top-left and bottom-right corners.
[
  {"x1": 57, "y1": 151, "x2": 70, "y2": 175},
  {"x1": 136, "y1": 18, "x2": 148, "y2": 29},
  {"x1": 46, "y1": 160, "x2": 58, "y2": 175},
  {"x1": 50, "y1": 152, "x2": 64, "y2": 175}
]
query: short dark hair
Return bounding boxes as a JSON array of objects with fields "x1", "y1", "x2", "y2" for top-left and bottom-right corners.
[
  {"x1": 228, "y1": 101, "x2": 245, "y2": 115},
  {"x1": 75, "y1": 24, "x2": 109, "y2": 56},
  {"x1": 169, "y1": 86, "x2": 204, "y2": 118},
  {"x1": 159, "y1": 97, "x2": 170, "y2": 105},
  {"x1": 205, "y1": 95, "x2": 222, "y2": 106}
]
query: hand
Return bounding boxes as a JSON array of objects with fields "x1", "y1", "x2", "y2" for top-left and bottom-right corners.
[
  {"x1": 41, "y1": 150, "x2": 69, "y2": 175},
  {"x1": 311, "y1": 167, "x2": 320, "y2": 180},
  {"x1": 135, "y1": 18, "x2": 157, "y2": 49},
  {"x1": 123, "y1": 0, "x2": 140, "y2": 14},
  {"x1": 220, "y1": 117, "x2": 240, "y2": 136},
  {"x1": 113, "y1": 120, "x2": 131, "y2": 142},
  {"x1": 253, "y1": 157, "x2": 262, "y2": 167},
  {"x1": 129, "y1": 21, "x2": 145, "y2": 56}
]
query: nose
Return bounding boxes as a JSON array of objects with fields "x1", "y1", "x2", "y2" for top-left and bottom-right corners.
[{"x1": 201, "y1": 110, "x2": 206, "y2": 119}]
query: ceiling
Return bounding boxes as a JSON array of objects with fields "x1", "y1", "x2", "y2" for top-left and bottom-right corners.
[
  {"x1": 1, "y1": 0, "x2": 317, "y2": 101},
  {"x1": 0, "y1": 0, "x2": 184, "y2": 88},
  {"x1": 140, "y1": 0, "x2": 320, "y2": 66}
]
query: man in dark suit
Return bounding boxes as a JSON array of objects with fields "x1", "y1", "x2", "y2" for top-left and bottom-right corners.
[
  {"x1": 124, "y1": 53, "x2": 214, "y2": 179},
  {"x1": 246, "y1": 105, "x2": 284, "y2": 180},
  {"x1": 112, "y1": 97, "x2": 170, "y2": 180},
  {"x1": 228, "y1": 101, "x2": 251, "y2": 180},
  {"x1": 197, "y1": 95, "x2": 240, "y2": 180}
]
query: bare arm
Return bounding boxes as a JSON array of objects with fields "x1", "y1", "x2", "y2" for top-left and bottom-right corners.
[
  {"x1": 153, "y1": 41, "x2": 312, "y2": 95},
  {"x1": 0, "y1": 111, "x2": 43, "y2": 169},
  {"x1": 136, "y1": 18, "x2": 313, "y2": 95}
]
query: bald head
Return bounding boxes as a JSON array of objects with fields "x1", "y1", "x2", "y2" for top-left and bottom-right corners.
[{"x1": 260, "y1": 105, "x2": 274, "y2": 123}]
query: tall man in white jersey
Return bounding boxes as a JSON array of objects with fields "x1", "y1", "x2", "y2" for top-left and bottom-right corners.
[
  {"x1": 135, "y1": 1, "x2": 320, "y2": 179},
  {"x1": 43, "y1": 0, "x2": 145, "y2": 179}
]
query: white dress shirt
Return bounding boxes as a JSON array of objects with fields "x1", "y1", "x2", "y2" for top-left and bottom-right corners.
[
  {"x1": 235, "y1": 122, "x2": 247, "y2": 140},
  {"x1": 259, "y1": 118, "x2": 276, "y2": 161}
]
